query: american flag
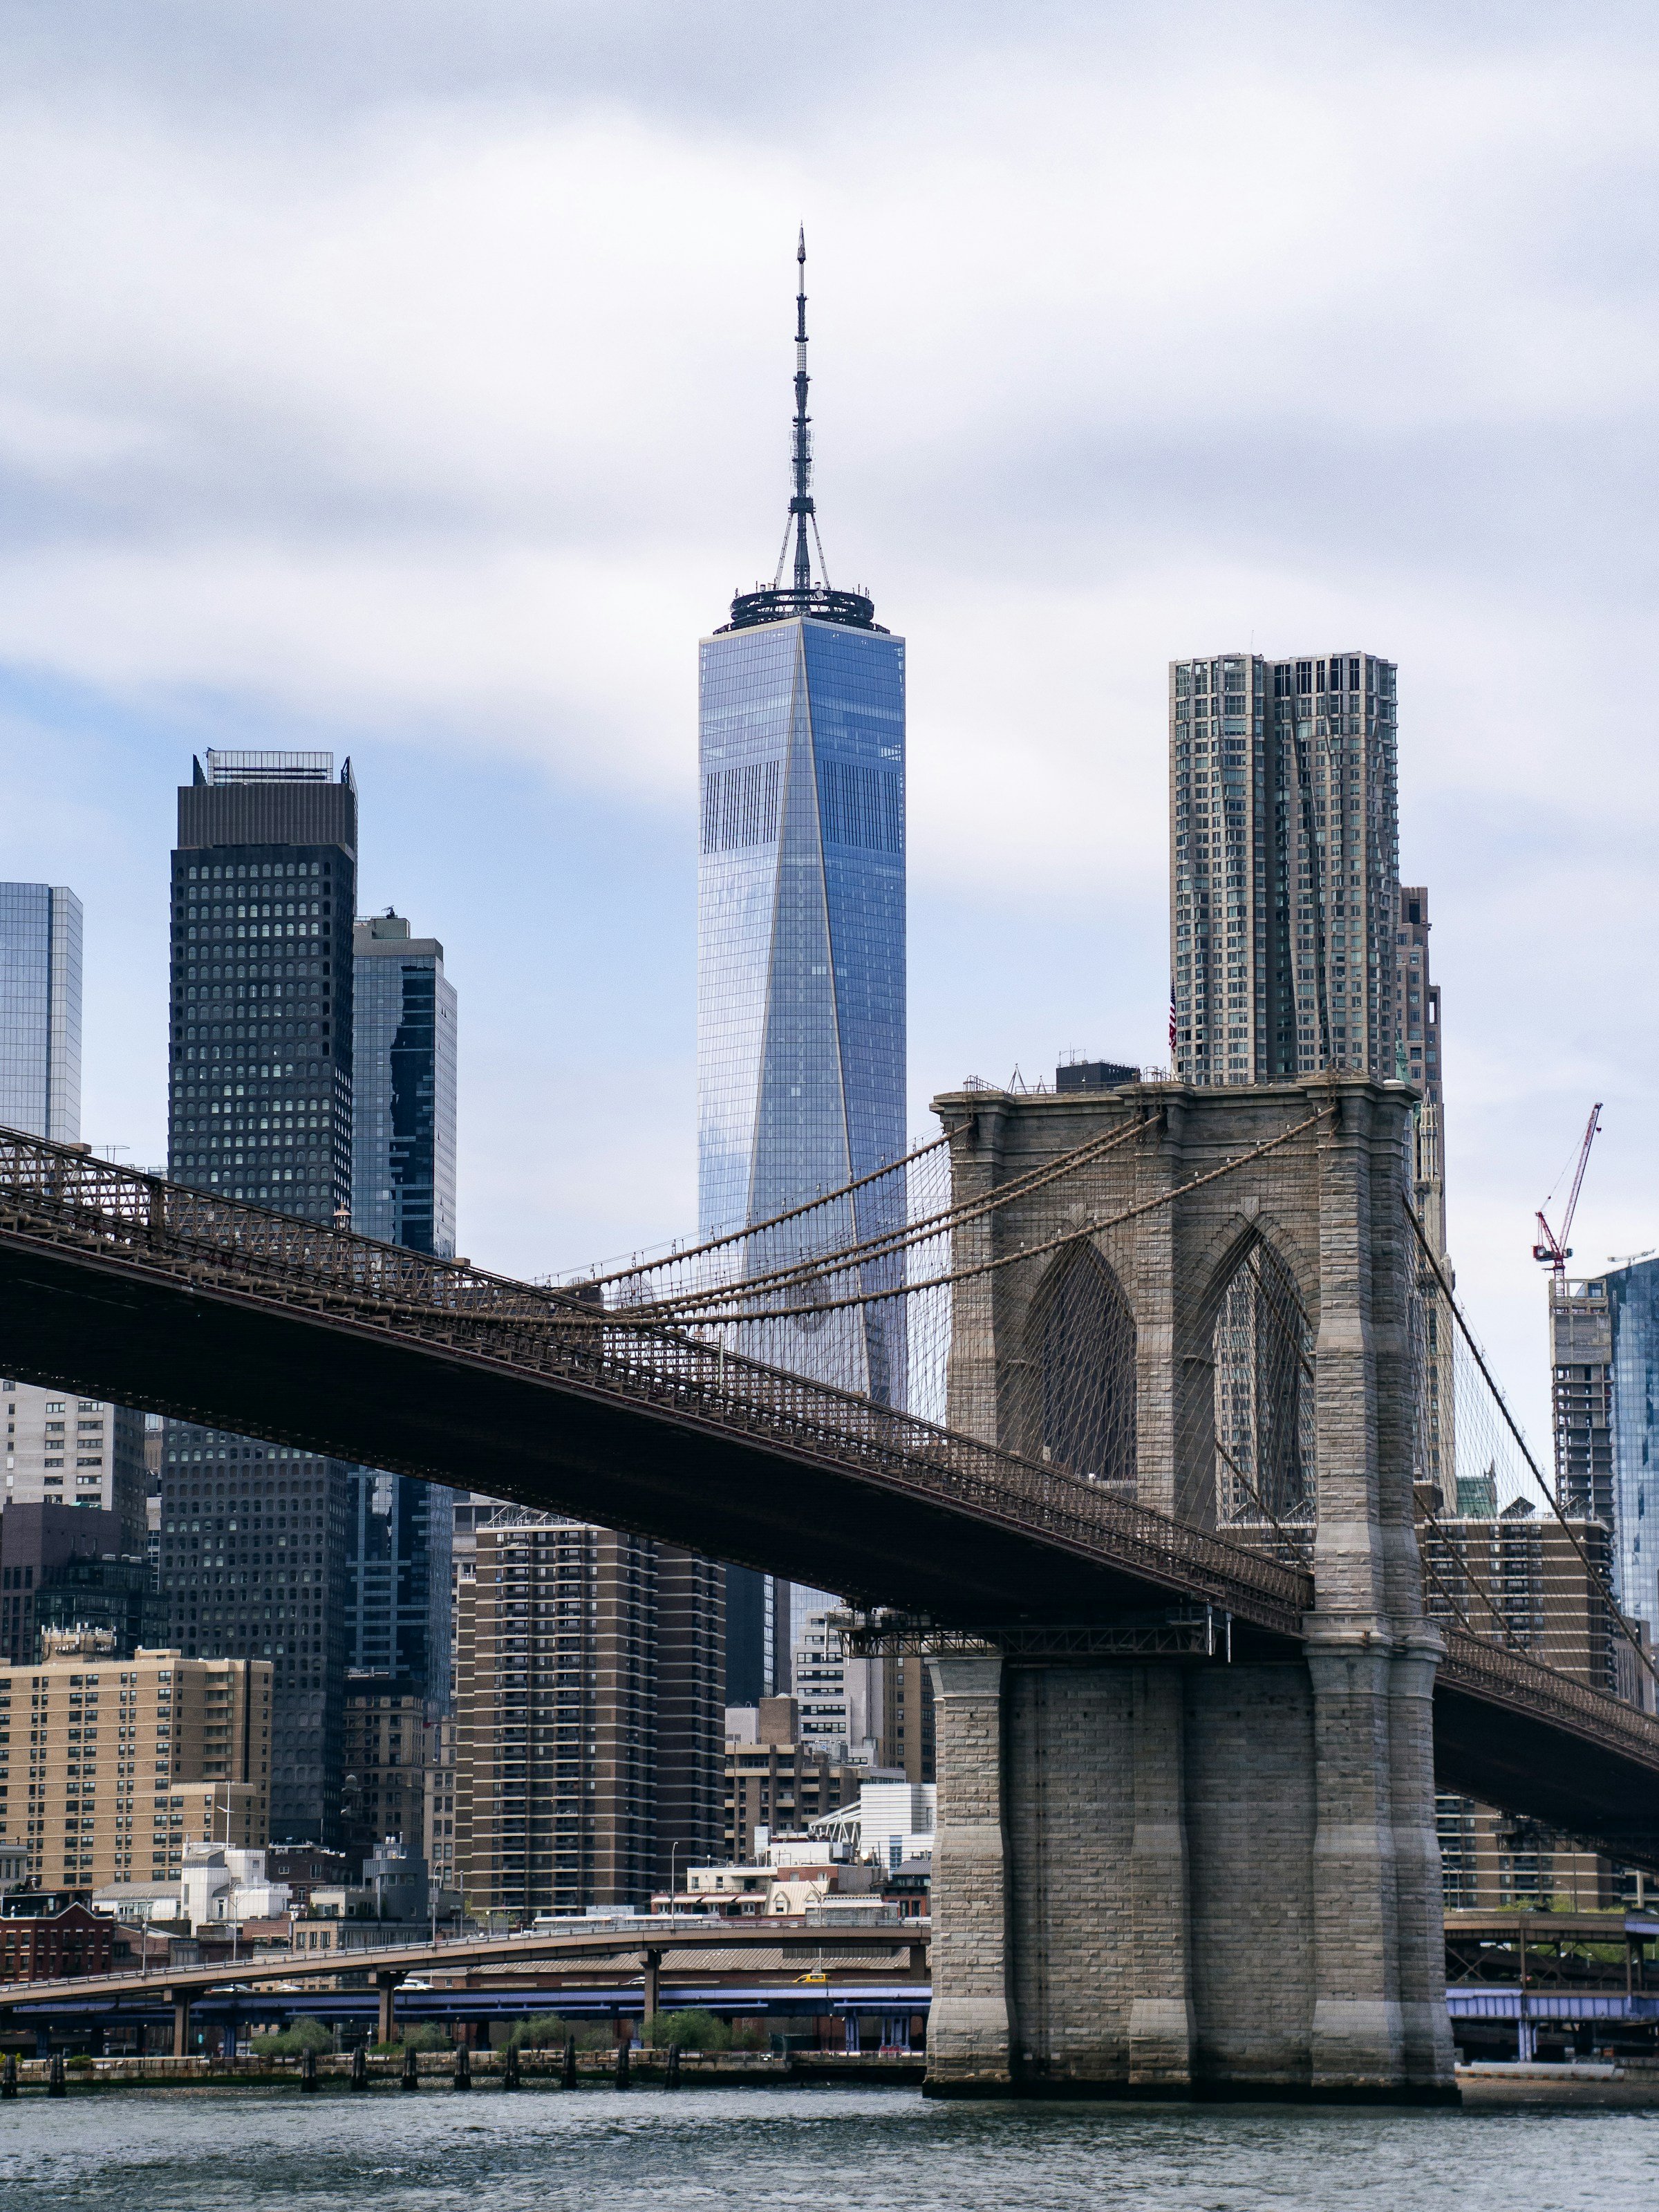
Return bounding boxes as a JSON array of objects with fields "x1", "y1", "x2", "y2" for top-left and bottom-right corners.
[{"x1": 1168, "y1": 986, "x2": 1177, "y2": 1058}]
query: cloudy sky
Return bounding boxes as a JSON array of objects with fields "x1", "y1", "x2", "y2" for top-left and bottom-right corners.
[{"x1": 2, "y1": 0, "x2": 1656, "y2": 1443}]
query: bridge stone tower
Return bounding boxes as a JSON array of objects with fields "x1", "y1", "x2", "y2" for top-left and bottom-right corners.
[{"x1": 923, "y1": 1076, "x2": 1454, "y2": 2101}]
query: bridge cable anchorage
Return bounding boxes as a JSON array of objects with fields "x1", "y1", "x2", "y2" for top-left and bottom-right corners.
[{"x1": 1405, "y1": 1195, "x2": 1659, "y2": 1697}]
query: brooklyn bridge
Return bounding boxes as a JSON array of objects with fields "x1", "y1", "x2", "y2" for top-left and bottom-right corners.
[{"x1": 1, "y1": 1072, "x2": 1656, "y2": 2101}]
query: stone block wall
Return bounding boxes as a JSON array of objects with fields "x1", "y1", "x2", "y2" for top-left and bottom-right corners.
[{"x1": 925, "y1": 1077, "x2": 1454, "y2": 2101}]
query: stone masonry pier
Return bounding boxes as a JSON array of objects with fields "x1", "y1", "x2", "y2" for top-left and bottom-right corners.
[{"x1": 922, "y1": 1076, "x2": 1456, "y2": 2100}]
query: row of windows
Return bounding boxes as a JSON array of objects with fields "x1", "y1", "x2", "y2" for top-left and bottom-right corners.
[{"x1": 182, "y1": 861, "x2": 330, "y2": 882}]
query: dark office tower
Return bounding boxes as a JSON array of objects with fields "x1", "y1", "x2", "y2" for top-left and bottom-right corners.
[
  {"x1": 170, "y1": 749, "x2": 357, "y2": 1211},
  {"x1": 162, "y1": 749, "x2": 359, "y2": 1843},
  {"x1": 1169, "y1": 652, "x2": 1399, "y2": 1085}
]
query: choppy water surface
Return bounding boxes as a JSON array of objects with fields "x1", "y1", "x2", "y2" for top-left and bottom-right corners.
[{"x1": 1, "y1": 2088, "x2": 1655, "y2": 2211}]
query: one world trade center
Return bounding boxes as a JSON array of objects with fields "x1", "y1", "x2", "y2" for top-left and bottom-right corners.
[{"x1": 697, "y1": 238, "x2": 907, "y2": 1689}]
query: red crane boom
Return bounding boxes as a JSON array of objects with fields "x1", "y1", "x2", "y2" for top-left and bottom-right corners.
[{"x1": 1533, "y1": 1104, "x2": 1603, "y2": 1279}]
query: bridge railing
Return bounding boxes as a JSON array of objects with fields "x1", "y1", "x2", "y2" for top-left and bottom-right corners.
[
  {"x1": 1439, "y1": 1624, "x2": 1659, "y2": 1763},
  {"x1": 0, "y1": 1129, "x2": 1315, "y2": 1635}
]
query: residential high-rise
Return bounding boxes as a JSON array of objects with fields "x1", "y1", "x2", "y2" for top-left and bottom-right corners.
[
  {"x1": 1552, "y1": 1255, "x2": 1659, "y2": 1647},
  {"x1": 351, "y1": 912, "x2": 457, "y2": 1257},
  {"x1": 1552, "y1": 1280, "x2": 1615, "y2": 1533},
  {"x1": 341, "y1": 1679, "x2": 431, "y2": 1866},
  {"x1": 1170, "y1": 651, "x2": 1399, "y2": 1085},
  {"x1": 454, "y1": 1514, "x2": 656, "y2": 1913},
  {"x1": 1606, "y1": 1257, "x2": 1659, "y2": 1643},
  {"x1": 698, "y1": 237, "x2": 905, "y2": 1692},
  {"x1": 786, "y1": 1608, "x2": 935, "y2": 1781},
  {"x1": 1, "y1": 1648, "x2": 270, "y2": 1892},
  {"x1": 1397, "y1": 882, "x2": 1447, "y2": 1226},
  {"x1": 162, "y1": 749, "x2": 359, "y2": 1843},
  {"x1": 453, "y1": 1512, "x2": 724, "y2": 1913},
  {"x1": 1427, "y1": 1496, "x2": 1638, "y2": 1912},
  {"x1": 1397, "y1": 885, "x2": 1454, "y2": 1501},
  {"x1": 1, "y1": 1382, "x2": 145, "y2": 1548},
  {"x1": 0, "y1": 883, "x2": 81, "y2": 1143}
]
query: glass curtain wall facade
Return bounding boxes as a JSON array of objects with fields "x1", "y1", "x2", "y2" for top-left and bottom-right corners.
[
  {"x1": 164, "y1": 750, "x2": 359, "y2": 1842},
  {"x1": 348, "y1": 911, "x2": 458, "y2": 1721},
  {"x1": 351, "y1": 912, "x2": 457, "y2": 1257},
  {"x1": 697, "y1": 615, "x2": 908, "y2": 1391},
  {"x1": 0, "y1": 883, "x2": 82, "y2": 1142},
  {"x1": 344, "y1": 1468, "x2": 453, "y2": 1709},
  {"x1": 1170, "y1": 651, "x2": 1399, "y2": 1084},
  {"x1": 1604, "y1": 1256, "x2": 1659, "y2": 1643},
  {"x1": 699, "y1": 612, "x2": 906, "y2": 1692}
]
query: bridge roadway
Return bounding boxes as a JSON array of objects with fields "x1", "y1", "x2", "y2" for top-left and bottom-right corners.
[
  {"x1": 0, "y1": 1922, "x2": 928, "y2": 2050},
  {"x1": 1, "y1": 1134, "x2": 1658, "y2": 1864}
]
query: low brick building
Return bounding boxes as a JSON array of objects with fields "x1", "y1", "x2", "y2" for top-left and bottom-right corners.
[{"x1": 0, "y1": 1896, "x2": 113, "y2": 1980}]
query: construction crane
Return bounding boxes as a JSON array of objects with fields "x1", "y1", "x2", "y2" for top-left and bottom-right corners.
[{"x1": 1532, "y1": 1104, "x2": 1603, "y2": 1279}]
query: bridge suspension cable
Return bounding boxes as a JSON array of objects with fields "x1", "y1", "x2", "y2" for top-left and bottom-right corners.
[
  {"x1": 657, "y1": 1107, "x2": 1333, "y2": 1328},
  {"x1": 1404, "y1": 1198, "x2": 1659, "y2": 1699}
]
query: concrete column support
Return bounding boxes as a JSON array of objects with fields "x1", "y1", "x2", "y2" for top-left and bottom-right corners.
[
  {"x1": 169, "y1": 1989, "x2": 191, "y2": 2059},
  {"x1": 375, "y1": 1969, "x2": 406, "y2": 2048},
  {"x1": 642, "y1": 1948, "x2": 662, "y2": 2024},
  {"x1": 923, "y1": 1653, "x2": 1014, "y2": 2094},
  {"x1": 1127, "y1": 1667, "x2": 1194, "y2": 2086}
]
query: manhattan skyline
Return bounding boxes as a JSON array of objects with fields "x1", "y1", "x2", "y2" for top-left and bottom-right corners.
[{"x1": 1, "y1": 3, "x2": 1657, "y2": 1472}]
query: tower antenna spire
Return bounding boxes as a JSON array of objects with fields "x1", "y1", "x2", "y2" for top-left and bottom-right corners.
[
  {"x1": 787, "y1": 227, "x2": 816, "y2": 593},
  {"x1": 723, "y1": 230, "x2": 881, "y2": 632}
]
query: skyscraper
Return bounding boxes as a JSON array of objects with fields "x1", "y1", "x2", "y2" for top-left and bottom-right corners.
[
  {"x1": 697, "y1": 236, "x2": 906, "y2": 1320},
  {"x1": 347, "y1": 910, "x2": 458, "y2": 1720},
  {"x1": 351, "y1": 911, "x2": 457, "y2": 1257},
  {"x1": 169, "y1": 749, "x2": 357, "y2": 1213},
  {"x1": 699, "y1": 238, "x2": 906, "y2": 1695},
  {"x1": 1, "y1": 1381, "x2": 145, "y2": 1547},
  {"x1": 1606, "y1": 1258, "x2": 1659, "y2": 1644},
  {"x1": 344, "y1": 1469, "x2": 453, "y2": 1709},
  {"x1": 0, "y1": 880, "x2": 149, "y2": 1625},
  {"x1": 0, "y1": 883, "x2": 81, "y2": 1143},
  {"x1": 1552, "y1": 1256, "x2": 1659, "y2": 1648},
  {"x1": 162, "y1": 750, "x2": 358, "y2": 1841},
  {"x1": 1170, "y1": 651, "x2": 1399, "y2": 1085}
]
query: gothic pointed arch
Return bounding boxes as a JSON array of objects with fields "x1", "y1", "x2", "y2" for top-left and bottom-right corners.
[
  {"x1": 1208, "y1": 1232, "x2": 1315, "y2": 1531},
  {"x1": 1011, "y1": 1239, "x2": 1136, "y2": 1485}
]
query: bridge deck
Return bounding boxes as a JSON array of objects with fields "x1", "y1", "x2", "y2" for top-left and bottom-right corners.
[{"x1": 1, "y1": 1136, "x2": 1658, "y2": 1865}]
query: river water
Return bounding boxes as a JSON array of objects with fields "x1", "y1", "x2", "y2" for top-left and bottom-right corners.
[{"x1": 1, "y1": 2086, "x2": 1655, "y2": 2211}]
